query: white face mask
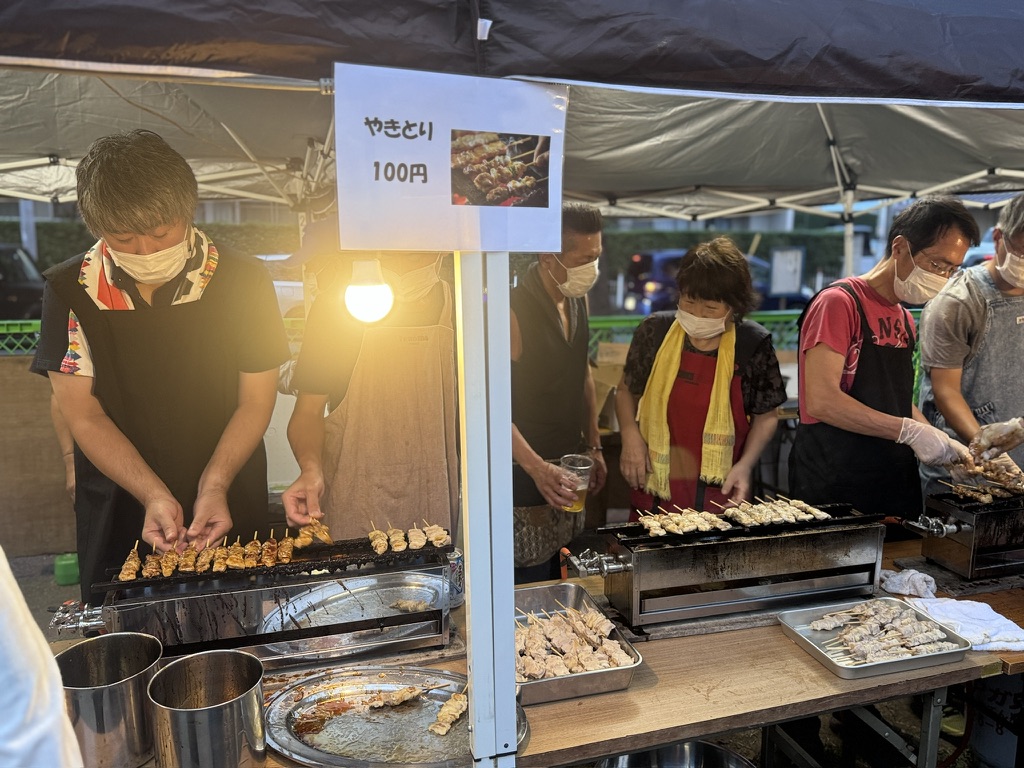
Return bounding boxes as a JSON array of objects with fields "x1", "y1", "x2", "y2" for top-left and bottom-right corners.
[
  {"x1": 389, "y1": 256, "x2": 442, "y2": 303},
  {"x1": 996, "y1": 245, "x2": 1024, "y2": 289},
  {"x1": 893, "y1": 258, "x2": 948, "y2": 304},
  {"x1": 106, "y1": 231, "x2": 191, "y2": 285},
  {"x1": 549, "y1": 256, "x2": 599, "y2": 298},
  {"x1": 676, "y1": 308, "x2": 729, "y2": 339}
]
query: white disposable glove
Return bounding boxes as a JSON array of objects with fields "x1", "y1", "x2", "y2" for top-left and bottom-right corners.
[
  {"x1": 896, "y1": 417, "x2": 971, "y2": 467},
  {"x1": 971, "y1": 417, "x2": 1024, "y2": 461}
]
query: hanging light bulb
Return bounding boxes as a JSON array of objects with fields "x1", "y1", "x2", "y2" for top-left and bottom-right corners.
[{"x1": 344, "y1": 259, "x2": 394, "y2": 323}]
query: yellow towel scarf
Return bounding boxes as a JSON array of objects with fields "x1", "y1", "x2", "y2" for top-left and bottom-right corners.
[{"x1": 637, "y1": 322, "x2": 737, "y2": 498}]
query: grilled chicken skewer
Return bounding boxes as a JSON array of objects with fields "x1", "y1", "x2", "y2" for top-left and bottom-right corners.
[{"x1": 118, "y1": 540, "x2": 141, "y2": 581}]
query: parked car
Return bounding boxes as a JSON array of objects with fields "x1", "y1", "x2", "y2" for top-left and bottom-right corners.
[
  {"x1": 0, "y1": 244, "x2": 44, "y2": 320},
  {"x1": 622, "y1": 249, "x2": 812, "y2": 314},
  {"x1": 962, "y1": 226, "x2": 995, "y2": 268}
]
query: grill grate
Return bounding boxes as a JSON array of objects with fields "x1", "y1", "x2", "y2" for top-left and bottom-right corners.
[{"x1": 93, "y1": 538, "x2": 452, "y2": 594}]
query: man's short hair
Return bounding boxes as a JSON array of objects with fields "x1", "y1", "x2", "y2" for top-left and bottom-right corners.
[
  {"x1": 885, "y1": 195, "x2": 980, "y2": 257},
  {"x1": 76, "y1": 129, "x2": 198, "y2": 237},
  {"x1": 562, "y1": 202, "x2": 602, "y2": 236},
  {"x1": 676, "y1": 237, "x2": 759, "y2": 317},
  {"x1": 997, "y1": 193, "x2": 1024, "y2": 239}
]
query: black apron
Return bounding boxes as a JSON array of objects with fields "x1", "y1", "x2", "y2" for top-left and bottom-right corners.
[
  {"x1": 510, "y1": 265, "x2": 590, "y2": 506},
  {"x1": 789, "y1": 283, "x2": 922, "y2": 517},
  {"x1": 49, "y1": 258, "x2": 272, "y2": 603}
]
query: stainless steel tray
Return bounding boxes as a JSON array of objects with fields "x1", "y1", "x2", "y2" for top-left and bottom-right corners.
[
  {"x1": 777, "y1": 597, "x2": 971, "y2": 679},
  {"x1": 515, "y1": 582, "x2": 642, "y2": 705},
  {"x1": 266, "y1": 666, "x2": 528, "y2": 767},
  {"x1": 257, "y1": 571, "x2": 447, "y2": 659}
]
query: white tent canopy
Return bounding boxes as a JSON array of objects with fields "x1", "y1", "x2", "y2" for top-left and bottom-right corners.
[{"x1": 5, "y1": 61, "x2": 1024, "y2": 273}]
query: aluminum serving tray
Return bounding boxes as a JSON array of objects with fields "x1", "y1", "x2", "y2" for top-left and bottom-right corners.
[
  {"x1": 515, "y1": 582, "x2": 642, "y2": 705},
  {"x1": 777, "y1": 597, "x2": 971, "y2": 679}
]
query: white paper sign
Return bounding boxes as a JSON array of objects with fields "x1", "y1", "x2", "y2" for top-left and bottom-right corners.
[
  {"x1": 770, "y1": 246, "x2": 805, "y2": 296},
  {"x1": 334, "y1": 63, "x2": 568, "y2": 253}
]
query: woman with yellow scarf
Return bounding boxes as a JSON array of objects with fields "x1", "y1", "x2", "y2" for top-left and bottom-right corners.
[{"x1": 616, "y1": 238, "x2": 787, "y2": 516}]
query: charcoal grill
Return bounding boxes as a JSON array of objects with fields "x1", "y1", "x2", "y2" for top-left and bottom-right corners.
[
  {"x1": 51, "y1": 538, "x2": 453, "y2": 668},
  {"x1": 566, "y1": 504, "x2": 885, "y2": 628},
  {"x1": 917, "y1": 492, "x2": 1024, "y2": 579}
]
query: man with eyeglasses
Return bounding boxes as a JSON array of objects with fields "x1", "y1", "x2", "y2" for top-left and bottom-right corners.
[
  {"x1": 918, "y1": 192, "x2": 1024, "y2": 496},
  {"x1": 790, "y1": 196, "x2": 978, "y2": 528},
  {"x1": 785, "y1": 195, "x2": 978, "y2": 764}
]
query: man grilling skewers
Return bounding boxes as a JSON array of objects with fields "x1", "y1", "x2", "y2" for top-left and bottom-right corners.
[
  {"x1": 790, "y1": 197, "x2": 977, "y2": 525},
  {"x1": 281, "y1": 238, "x2": 458, "y2": 541},
  {"x1": 918, "y1": 192, "x2": 1024, "y2": 497},
  {"x1": 31, "y1": 130, "x2": 289, "y2": 603},
  {"x1": 786, "y1": 197, "x2": 977, "y2": 763}
]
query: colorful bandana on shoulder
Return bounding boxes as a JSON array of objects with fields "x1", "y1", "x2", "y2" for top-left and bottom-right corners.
[{"x1": 77, "y1": 227, "x2": 219, "y2": 310}]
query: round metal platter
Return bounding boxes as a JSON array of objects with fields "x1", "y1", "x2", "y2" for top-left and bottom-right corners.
[{"x1": 265, "y1": 666, "x2": 528, "y2": 767}]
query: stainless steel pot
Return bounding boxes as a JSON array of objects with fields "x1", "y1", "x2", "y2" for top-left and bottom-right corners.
[
  {"x1": 55, "y1": 631, "x2": 163, "y2": 768},
  {"x1": 597, "y1": 740, "x2": 756, "y2": 768},
  {"x1": 147, "y1": 649, "x2": 265, "y2": 768}
]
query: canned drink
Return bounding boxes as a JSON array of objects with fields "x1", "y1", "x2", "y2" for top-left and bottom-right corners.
[{"x1": 447, "y1": 548, "x2": 465, "y2": 607}]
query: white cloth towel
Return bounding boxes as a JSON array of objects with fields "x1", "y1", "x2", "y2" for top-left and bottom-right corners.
[
  {"x1": 907, "y1": 597, "x2": 1024, "y2": 652},
  {"x1": 879, "y1": 568, "x2": 937, "y2": 598}
]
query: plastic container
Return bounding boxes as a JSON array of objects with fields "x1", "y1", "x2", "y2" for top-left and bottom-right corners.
[{"x1": 54, "y1": 552, "x2": 80, "y2": 585}]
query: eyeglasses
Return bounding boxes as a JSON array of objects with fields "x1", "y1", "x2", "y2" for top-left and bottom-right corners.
[{"x1": 913, "y1": 252, "x2": 960, "y2": 279}]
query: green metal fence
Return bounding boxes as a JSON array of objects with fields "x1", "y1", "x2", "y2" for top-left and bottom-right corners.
[
  {"x1": 0, "y1": 309, "x2": 911, "y2": 362},
  {"x1": 2, "y1": 314, "x2": 804, "y2": 358},
  {"x1": 589, "y1": 311, "x2": 802, "y2": 357}
]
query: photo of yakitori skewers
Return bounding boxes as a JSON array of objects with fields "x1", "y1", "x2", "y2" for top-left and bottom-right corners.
[{"x1": 450, "y1": 130, "x2": 550, "y2": 208}]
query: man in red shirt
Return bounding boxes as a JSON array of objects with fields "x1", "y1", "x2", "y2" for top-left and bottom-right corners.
[{"x1": 789, "y1": 196, "x2": 977, "y2": 520}]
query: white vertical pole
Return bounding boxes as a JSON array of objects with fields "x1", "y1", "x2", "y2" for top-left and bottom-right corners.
[
  {"x1": 454, "y1": 250, "x2": 518, "y2": 767},
  {"x1": 842, "y1": 189, "x2": 856, "y2": 277},
  {"x1": 18, "y1": 199, "x2": 38, "y2": 260}
]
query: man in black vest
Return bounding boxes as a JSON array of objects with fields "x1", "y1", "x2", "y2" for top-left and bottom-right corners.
[
  {"x1": 31, "y1": 130, "x2": 289, "y2": 602},
  {"x1": 510, "y1": 202, "x2": 607, "y2": 584}
]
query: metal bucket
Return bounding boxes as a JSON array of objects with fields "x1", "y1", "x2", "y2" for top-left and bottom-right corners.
[
  {"x1": 55, "y1": 631, "x2": 163, "y2": 768},
  {"x1": 147, "y1": 649, "x2": 266, "y2": 768},
  {"x1": 596, "y1": 740, "x2": 757, "y2": 768}
]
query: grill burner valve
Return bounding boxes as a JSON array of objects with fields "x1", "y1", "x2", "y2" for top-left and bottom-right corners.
[
  {"x1": 903, "y1": 515, "x2": 969, "y2": 538},
  {"x1": 50, "y1": 600, "x2": 105, "y2": 636},
  {"x1": 561, "y1": 547, "x2": 633, "y2": 577}
]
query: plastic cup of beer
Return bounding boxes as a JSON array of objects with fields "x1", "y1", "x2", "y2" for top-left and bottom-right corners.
[{"x1": 560, "y1": 453, "x2": 594, "y2": 512}]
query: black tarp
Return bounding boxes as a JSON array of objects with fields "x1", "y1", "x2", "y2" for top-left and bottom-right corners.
[{"x1": 2, "y1": 0, "x2": 1024, "y2": 102}]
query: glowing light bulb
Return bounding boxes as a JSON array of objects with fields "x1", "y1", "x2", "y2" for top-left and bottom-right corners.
[{"x1": 344, "y1": 259, "x2": 394, "y2": 323}]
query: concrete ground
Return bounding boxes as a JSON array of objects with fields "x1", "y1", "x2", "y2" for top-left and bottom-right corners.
[{"x1": 10, "y1": 553, "x2": 81, "y2": 639}]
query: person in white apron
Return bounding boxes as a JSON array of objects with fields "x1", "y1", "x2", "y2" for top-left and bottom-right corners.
[
  {"x1": 283, "y1": 252, "x2": 458, "y2": 541},
  {"x1": 919, "y1": 192, "x2": 1024, "y2": 496}
]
